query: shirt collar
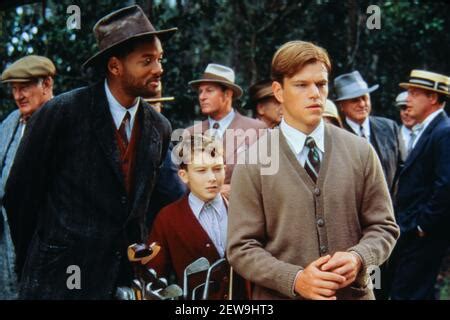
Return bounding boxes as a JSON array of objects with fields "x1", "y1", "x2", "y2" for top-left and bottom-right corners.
[
  {"x1": 188, "y1": 192, "x2": 224, "y2": 219},
  {"x1": 345, "y1": 117, "x2": 370, "y2": 138},
  {"x1": 414, "y1": 108, "x2": 444, "y2": 133},
  {"x1": 208, "y1": 109, "x2": 236, "y2": 133},
  {"x1": 280, "y1": 118, "x2": 325, "y2": 155},
  {"x1": 104, "y1": 79, "x2": 139, "y2": 130}
]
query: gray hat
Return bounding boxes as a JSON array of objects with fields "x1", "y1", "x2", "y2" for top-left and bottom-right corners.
[
  {"x1": 334, "y1": 70, "x2": 379, "y2": 101},
  {"x1": 395, "y1": 92, "x2": 408, "y2": 107},
  {"x1": 189, "y1": 63, "x2": 243, "y2": 99}
]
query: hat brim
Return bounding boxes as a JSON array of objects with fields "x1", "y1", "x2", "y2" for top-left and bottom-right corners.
[
  {"x1": 399, "y1": 83, "x2": 450, "y2": 96},
  {"x1": 335, "y1": 84, "x2": 379, "y2": 102},
  {"x1": 189, "y1": 79, "x2": 243, "y2": 99},
  {"x1": 1, "y1": 78, "x2": 36, "y2": 83},
  {"x1": 82, "y1": 28, "x2": 178, "y2": 70}
]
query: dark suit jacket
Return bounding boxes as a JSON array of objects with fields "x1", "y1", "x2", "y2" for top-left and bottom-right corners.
[
  {"x1": 3, "y1": 81, "x2": 171, "y2": 299},
  {"x1": 395, "y1": 111, "x2": 450, "y2": 236},
  {"x1": 343, "y1": 116, "x2": 405, "y2": 194}
]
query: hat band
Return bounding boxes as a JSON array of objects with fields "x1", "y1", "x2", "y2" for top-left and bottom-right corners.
[
  {"x1": 409, "y1": 77, "x2": 449, "y2": 92},
  {"x1": 337, "y1": 79, "x2": 369, "y2": 94},
  {"x1": 201, "y1": 72, "x2": 234, "y2": 85}
]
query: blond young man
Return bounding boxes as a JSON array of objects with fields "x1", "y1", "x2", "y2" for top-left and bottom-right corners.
[{"x1": 227, "y1": 41, "x2": 399, "y2": 300}]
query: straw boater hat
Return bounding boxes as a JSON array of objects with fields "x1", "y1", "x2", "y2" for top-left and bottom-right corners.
[
  {"x1": 1, "y1": 55, "x2": 56, "y2": 83},
  {"x1": 189, "y1": 63, "x2": 243, "y2": 99},
  {"x1": 399, "y1": 70, "x2": 450, "y2": 96},
  {"x1": 334, "y1": 70, "x2": 379, "y2": 102},
  {"x1": 82, "y1": 5, "x2": 177, "y2": 69}
]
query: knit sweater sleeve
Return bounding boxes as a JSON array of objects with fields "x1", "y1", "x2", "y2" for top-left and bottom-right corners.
[
  {"x1": 348, "y1": 143, "x2": 400, "y2": 282},
  {"x1": 227, "y1": 163, "x2": 303, "y2": 298}
]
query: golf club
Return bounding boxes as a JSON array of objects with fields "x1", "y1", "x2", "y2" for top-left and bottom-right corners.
[
  {"x1": 202, "y1": 258, "x2": 226, "y2": 300},
  {"x1": 182, "y1": 257, "x2": 210, "y2": 300}
]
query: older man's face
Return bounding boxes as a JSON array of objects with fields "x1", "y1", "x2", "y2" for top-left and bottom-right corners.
[
  {"x1": 339, "y1": 94, "x2": 372, "y2": 125},
  {"x1": 11, "y1": 80, "x2": 49, "y2": 117}
]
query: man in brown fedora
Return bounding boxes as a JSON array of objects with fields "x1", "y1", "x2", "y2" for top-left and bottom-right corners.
[
  {"x1": 248, "y1": 79, "x2": 282, "y2": 128},
  {"x1": 186, "y1": 63, "x2": 267, "y2": 198},
  {"x1": 390, "y1": 70, "x2": 450, "y2": 300},
  {"x1": 0, "y1": 55, "x2": 55, "y2": 299},
  {"x1": 4, "y1": 5, "x2": 176, "y2": 299}
]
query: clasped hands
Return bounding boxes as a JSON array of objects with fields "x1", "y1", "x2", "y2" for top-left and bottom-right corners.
[{"x1": 294, "y1": 251, "x2": 362, "y2": 300}]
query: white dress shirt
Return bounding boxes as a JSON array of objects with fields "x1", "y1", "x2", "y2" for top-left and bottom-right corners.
[
  {"x1": 208, "y1": 109, "x2": 236, "y2": 138},
  {"x1": 411, "y1": 109, "x2": 444, "y2": 149},
  {"x1": 346, "y1": 117, "x2": 371, "y2": 143},
  {"x1": 280, "y1": 118, "x2": 325, "y2": 166},
  {"x1": 188, "y1": 192, "x2": 228, "y2": 257},
  {"x1": 104, "y1": 80, "x2": 139, "y2": 139}
]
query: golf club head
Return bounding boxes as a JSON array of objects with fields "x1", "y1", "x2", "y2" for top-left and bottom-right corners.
[
  {"x1": 159, "y1": 284, "x2": 183, "y2": 300},
  {"x1": 115, "y1": 286, "x2": 135, "y2": 300},
  {"x1": 202, "y1": 258, "x2": 226, "y2": 300},
  {"x1": 183, "y1": 257, "x2": 210, "y2": 300},
  {"x1": 144, "y1": 282, "x2": 163, "y2": 300},
  {"x1": 131, "y1": 279, "x2": 144, "y2": 300},
  {"x1": 127, "y1": 242, "x2": 161, "y2": 265}
]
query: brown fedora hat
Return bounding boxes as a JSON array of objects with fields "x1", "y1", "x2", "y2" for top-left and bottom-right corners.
[{"x1": 82, "y1": 5, "x2": 177, "y2": 69}]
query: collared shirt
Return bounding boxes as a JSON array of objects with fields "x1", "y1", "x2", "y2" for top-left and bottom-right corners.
[
  {"x1": 346, "y1": 117, "x2": 371, "y2": 143},
  {"x1": 188, "y1": 192, "x2": 228, "y2": 257},
  {"x1": 208, "y1": 109, "x2": 235, "y2": 138},
  {"x1": 104, "y1": 80, "x2": 139, "y2": 139},
  {"x1": 411, "y1": 108, "x2": 444, "y2": 149},
  {"x1": 280, "y1": 118, "x2": 325, "y2": 166},
  {"x1": 400, "y1": 125, "x2": 413, "y2": 149}
]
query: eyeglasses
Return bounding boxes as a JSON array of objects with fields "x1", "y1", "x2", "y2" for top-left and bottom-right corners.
[{"x1": 399, "y1": 105, "x2": 408, "y2": 111}]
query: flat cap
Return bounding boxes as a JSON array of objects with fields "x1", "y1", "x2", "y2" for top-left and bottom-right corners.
[{"x1": 1, "y1": 55, "x2": 56, "y2": 83}]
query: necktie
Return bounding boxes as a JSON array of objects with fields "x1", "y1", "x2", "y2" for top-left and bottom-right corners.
[
  {"x1": 360, "y1": 125, "x2": 367, "y2": 139},
  {"x1": 304, "y1": 136, "x2": 321, "y2": 183},
  {"x1": 407, "y1": 124, "x2": 423, "y2": 155},
  {"x1": 118, "y1": 111, "x2": 131, "y2": 147}
]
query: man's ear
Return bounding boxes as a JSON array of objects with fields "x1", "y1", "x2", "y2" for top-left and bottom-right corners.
[
  {"x1": 428, "y1": 92, "x2": 439, "y2": 105},
  {"x1": 41, "y1": 77, "x2": 53, "y2": 95},
  {"x1": 272, "y1": 81, "x2": 284, "y2": 104},
  {"x1": 224, "y1": 88, "x2": 233, "y2": 100},
  {"x1": 107, "y1": 56, "x2": 122, "y2": 77},
  {"x1": 178, "y1": 169, "x2": 189, "y2": 185},
  {"x1": 256, "y1": 103, "x2": 265, "y2": 116}
]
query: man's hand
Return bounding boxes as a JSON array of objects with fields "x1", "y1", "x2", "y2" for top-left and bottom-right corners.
[
  {"x1": 294, "y1": 255, "x2": 346, "y2": 300},
  {"x1": 320, "y1": 252, "x2": 362, "y2": 289}
]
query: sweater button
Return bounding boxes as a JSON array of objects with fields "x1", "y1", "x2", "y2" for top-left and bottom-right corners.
[
  {"x1": 206, "y1": 243, "x2": 211, "y2": 248},
  {"x1": 314, "y1": 188, "x2": 321, "y2": 196},
  {"x1": 317, "y1": 218, "x2": 325, "y2": 227},
  {"x1": 121, "y1": 196, "x2": 127, "y2": 204},
  {"x1": 320, "y1": 245, "x2": 328, "y2": 254}
]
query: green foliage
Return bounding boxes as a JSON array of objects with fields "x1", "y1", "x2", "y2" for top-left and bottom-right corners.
[{"x1": 1, "y1": 0, "x2": 449, "y2": 127}]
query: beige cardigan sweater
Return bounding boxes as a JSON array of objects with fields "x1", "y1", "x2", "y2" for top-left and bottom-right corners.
[{"x1": 227, "y1": 124, "x2": 400, "y2": 300}]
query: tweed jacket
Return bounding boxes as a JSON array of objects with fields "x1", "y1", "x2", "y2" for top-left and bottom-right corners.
[
  {"x1": 4, "y1": 81, "x2": 171, "y2": 299},
  {"x1": 227, "y1": 124, "x2": 400, "y2": 300}
]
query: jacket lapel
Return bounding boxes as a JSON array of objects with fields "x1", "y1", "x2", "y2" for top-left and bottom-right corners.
[
  {"x1": 402, "y1": 112, "x2": 447, "y2": 173},
  {"x1": 130, "y1": 102, "x2": 161, "y2": 214},
  {"x1": 369, "y1": 117, "x2": 383, "y2": 156},
  {"x1": 90, "y1": 82, "x2": 125, "y2": 189}
]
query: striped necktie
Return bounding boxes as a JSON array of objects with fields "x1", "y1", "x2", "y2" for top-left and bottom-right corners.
[
  {"x1": 304, "y1": 136, "x2": 321, "y2": 183},
  {"x1": 118, "y1": 111, "x2": 131, "y2": 147}
]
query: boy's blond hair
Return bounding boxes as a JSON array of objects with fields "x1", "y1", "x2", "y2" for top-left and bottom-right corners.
[
  {"x1": 174, "y1": 134, "x2": 223, "y2": 170},
  {"x1": 271, "y1": 40, "x2": 331, "y2": 84}
]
